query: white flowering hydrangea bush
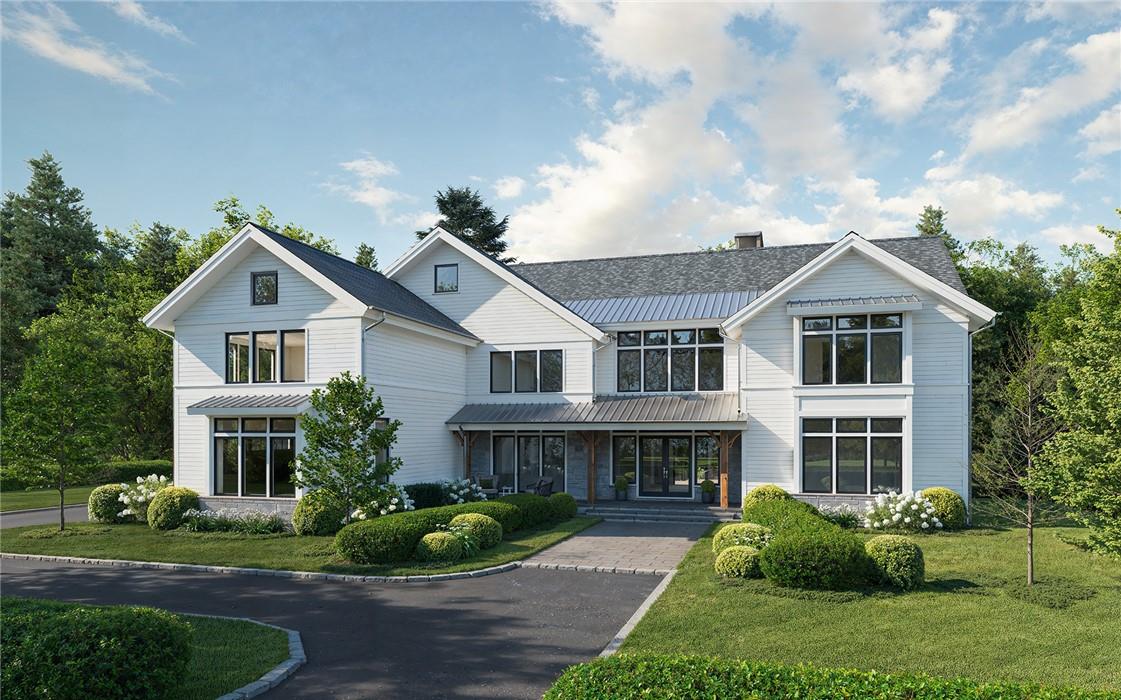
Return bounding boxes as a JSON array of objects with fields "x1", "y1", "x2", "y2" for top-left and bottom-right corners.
[
  {"x1": 438, "y1": 522, "x2": 481, "y2": 558},
  {"x1": 117, "y1": 474, "x2": 168, "y2": 520},
  {"x1": 180, "y1": 508, "x2": 288, "y2": 534},
  {"x1": 864, "y1": 491, "x2": 943, "y2": 533},
  {"x1": 441, "y1": 478, "x2": 487, "y2": 504},
  {"x1": 350, "y1": 483, "x2": 416, "y2": 521},
  {"x1": 820, "y1": 503, "x2": 863, "y2": 529}
]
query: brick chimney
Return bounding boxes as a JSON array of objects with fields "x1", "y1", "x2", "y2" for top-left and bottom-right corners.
[{"x1": 734, "y1": 231, "x2": 764, "y2": 249}]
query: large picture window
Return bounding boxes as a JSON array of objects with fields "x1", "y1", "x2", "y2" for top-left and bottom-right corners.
[
  {"x1": 490, "y1": 350, "x2": 563, "y2": 393},
  {"x1": 801, "y1": 314, "x2": 903, "y2": 385},
  {"x1": 617, "y1": 328, "x2": 723, "y2": 393},
  {"x1": 213, "y1": 417, "x2": 298, "y2": 498},
  {"x1": 801, "y1": 417, "x2": 903, "y2": 495},
  {"x1": 225, "y1": 329, "x2": 307, "y2": 385},
  {"x1": 493, "y1": 433, "x2": 566, "y2": 492}
]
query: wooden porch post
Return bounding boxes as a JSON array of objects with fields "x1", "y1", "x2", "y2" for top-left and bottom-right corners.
[
  {"x1": 454, "y1": 431, "x2": 480, "y2": 479},
  {"x1": 578, "y1": 431, "x2": 600, "y2": 505}
]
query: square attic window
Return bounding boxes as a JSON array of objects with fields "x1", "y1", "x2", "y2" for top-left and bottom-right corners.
[{"x1": 252, "y1": 271, "x2": 278, "y2": 305}]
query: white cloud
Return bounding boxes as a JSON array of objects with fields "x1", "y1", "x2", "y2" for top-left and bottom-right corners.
[
  {"x1": 1041, "y1": 223, "x2": 1111, "y2": 251},
  {"x1": 838, "y1": 55, "x2": 952, "y2": 121},
  {"x1": 1079, "y1": 103, "x2": 1121, "y2": 157},
  {"x1": 1073, "y1": 165, "x2": 1104, "y2": 182},
  {"x1": 1024, "y1": 1, "x2": 1121, "y2": 23},
  {"x1": 106, "y1": 0, "x2": 189, "y2": 42},
  {"x1": 964, "y1": 31, "x2": 1121, "y2": 156},
  {"x1": 581, "y1": 87, "x2": 600, "y2": 111},
  {"x1": 1, "y1": 2, "x2": 170, "y2": 94},
  {"x1": 493, "y1": 176, "x2": 526, "y2": 200},
  {"x1": 930, "y1": 149, "x2": 946, "y2": 162},
  {"x1": 324, "y1": 156, "x2": 408, "y2": 224}
]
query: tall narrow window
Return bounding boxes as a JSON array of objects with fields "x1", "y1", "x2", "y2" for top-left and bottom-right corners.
[
  {"x1": 253, "y1": 332, "x2": 277, "y2": 383},
  {"x1": 515, "y1": 351, "x2": 538, "y2": 392},
  {"x1": 271, "y1": 436, "x2": 296, "y2": 497},
  {"x1": 613, "y1": 435, "x2": 637, "y2": 484},
  {"x1": 214, "y1": 436, "x2": 239, "y2": 495},
  {"x1": 698, "y1": 347, "x2": 724, "y2": 391},
  {"x1": 540, "y1": 350, "x2": 563, "y2": 392},
  {"x1": 493, "y1": 435, "x2": 516, "y2": 491},
  {"x1": 281, "y1": 330, "x2": 306, "y2": 382},
  {"x1": 434, "y1": 264, "x2": 458, "y2": 293},
  {"x1": 836, "y1": 334, "x2": 867, "y2": 384},
  {"x1": 802, "y1": 336, "x2": 831, "y2": 384},
  {"x1": 517, "y1": 435, "x2": 541, "y2": 492},
  {"x1": 542, "y1": 435, "x2": 565, "y2": 492},
  {"x1": 670, "y1": 347, "x2": 695, "y2": 391},
  {"x1": 643, "y1": 347, "x2": 668, "y2": 391},
  {"x1": 242, "y1": 437, "x2": 268, "y2": 497},
  {"x1": 226, "y1": 333, "x2": 249, "y2": 384},
  {"x1": 490, "y1": 352, "x2": 512, "y2": 393},
  {"x1": 695, "y1": 436, "x2": 720, "y2": 484},
  {"x1": 251, "y1": 271, "x2": 277, "y2": 305},
  {"x1": 802, "y1": 436, "x2": 833, "y2": 493},
  {"x1": 872, "y1": 332, "x2": 903, "y2": 383},
  {"x1": 617, "y1": 350, "x2": 641, "y2": 392}
]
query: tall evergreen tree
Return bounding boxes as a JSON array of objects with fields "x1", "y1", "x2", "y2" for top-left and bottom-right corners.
[
  {"x1": 915, "y1": 204, "x2": 964, "y2": 263},
  {"x1": 416, "y1": 186, "x2": 514, "y2": 262},
  {"x1": 355, "y1": 242, "x2": 379, "y2": 271},
  {"x1": 135, "y1": 222, "x2": 188, "y2": 293}
]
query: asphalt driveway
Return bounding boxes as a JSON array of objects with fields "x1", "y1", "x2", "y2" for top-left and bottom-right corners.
[
  {"x1": 0, "y1": 504, "x2": 87, "y2": 529},
  {"x1": 0, "y1": 558, "x2": 658, "y2": 699}
]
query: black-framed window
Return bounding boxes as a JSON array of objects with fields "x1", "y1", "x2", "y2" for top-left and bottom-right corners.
[
  {"x1": 613, "y1": 435, "x2": 637, "y2": 484},
  {"x1": 493, "y1": 432, "x2": 566, "y2": 493},
  {"x1": 226, "y1": 328, "x2": 307, "y2": 385},
  {"x1": 226, "y1": 332, "x2": 250, "y2": 384},
  {"x1": 251, "y1": 271, "x2": 277, "y2": 305},
  {"x1": 801, "y1": 314, "x2": 903, "y2": 385},
  {"x1": 434, "y1": 264, "x2": 459, "y2": 293},
  {"x1": 617, "y1": 328, "x2": 724, "y2": 392},
  {"x1": 801, "y1": 417, "x2": 903, "y2": 495},
  {"x1": 695, "y1": 435, "x2": 720, "y2": 484},
  {"x1": 281, "y1": 330, "x2": 306, "y2": 382},
  {"x1": 491, "y1": 349, "x2": 563, "y2": 393},
  {"x1": 213, "y1": 416, "x2": 297, "y2": 498}
]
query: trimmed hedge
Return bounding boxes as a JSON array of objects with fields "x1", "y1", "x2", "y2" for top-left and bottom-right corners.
[
  {"x1": 292, "y1": 489, "x2": 347, "y2": 536},
  {"x1": 741, "y1": 499, "x2": 823, "y2": 535},
  {"x1": 499, "y1": 493, "x2": 554, "y2": 529},
  {"x1": 146, "y1": 486, "x2": 199, "y2": 530},
  {"x1": 866, "y1": 535, "x2": 925, "y2": 590},
  {"x1": 88, "y1": 484, "x2": 130, "y2": 523},
  {"x1": 923, "y1": 486, "x2": 967, "y2": 530},
  {"x1": 543, "y1": 654, "x2": 1112, "y2": 700},
  {"x1": 1, "y1": 597, "x2": 191, "y2": 700},
  {"x1": 548, "y1": 493, "x2": 578, "y2": 521},
  {"x1": 715, "y1": 545, "x2": 762, "y2": 578},
  {"x1": 94, "y1": 460, "x2": 173, "y2": 486},
  {"x1": 404, "y1": 482, "x2": 446, "y2": 510},
  {"x1": 759, "y1": 525, "x2": 871, "y2": 590},
  {"x1": 450, "y1": 513, "x2": 503, "y2": 549},
  {"x1": 416, "y1": 531, "x2": 465, "y2": 562},
  {"x1": 712, "y1": 523, "x2": 772, "y2": 554},
  {"x1": 334, "y1": 500, "x2": 522, "y2": 564},
  {"x1": 742, "y1": 484, "x2": 792, "y2": 510}
]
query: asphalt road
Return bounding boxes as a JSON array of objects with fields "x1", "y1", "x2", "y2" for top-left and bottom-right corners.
[
  {"x1": 0, "y1": 504, "x2": 88, "y2": 528},
  {"x1": 0, "y1": 558, "x2": 659, "y2": 699}
]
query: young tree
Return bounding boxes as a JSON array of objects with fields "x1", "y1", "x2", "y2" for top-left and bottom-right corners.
[
  {"x1": 915, "y1": 204, "x2": 964, "y2": 264},
  {"x1": 4, "y1": 312, "x2": 115, "y2": 529},
  {"x1": 972, "y1": 332, "x2": 1063, "y2": 585},
  {"x1": 294, "y1": 372, "x2": 403, "y2": 523},
  {"x1": 416, "y1": 186, "x2": 515, "y2": 262},
  {"x1": 355, "y1": 242, "x2": 379, "y2": 271},
  {"x1": 1035, "y1": 213, "x2": 1121, "y2": 556}
]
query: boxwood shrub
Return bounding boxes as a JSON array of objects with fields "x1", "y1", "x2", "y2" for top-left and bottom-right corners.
[
  {"x1": 146, "y1": 486, "x2": 199, "y2": 530},
  {"x1": 548, "y1": 492, "x2": 578, "y2": 521},
  {"x1": 759, "y1": 526, "x2": 872, "y2": 590},
  {"x1": 404, "y1": 482, "x2": 446, "y2": 510},
  {"x1": 866, "y1": 534, "x2": 925, "y2": 590},
  {"x1": 450, "y1": 513, "x2": 503, "y2": 549},
  {"x1": 741, "y1": 483, "x2": 793, "y2": 510},
  {"x1": 741, "y1": 498, "x2": 823, "y2": 535},
  {"x1": 714, "y1": 545, "x2": 762, "y2": 578},
  {"x1": 543, "y1": 654, "x2": 1110, "y2": 700},
  {"x1": 923, "y1": 486, "x2": 967, "y2": 530},
  {"x1": 292, "y1": 489, "x2": 347, "y2": 536},
  {"x1": 416, "y1": 531, "x2": 465, "y2": 562},
  {"x1": 499, "y1": 493, "x2": 554, "y2": 529},
  {"x1": 88, "y1": 484, "x2": 130, "y2": 524},
  {"x1": 1, "y1": 597, "x2": 191, "y2": 700},
  {"x1": 334, "y1": 500, "x2": 522, "y2": 564},
  {"x1": 712, "y1": 523, "x2": 772, "y2": 554}
]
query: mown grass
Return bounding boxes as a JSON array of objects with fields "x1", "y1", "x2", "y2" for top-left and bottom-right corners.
[
  {"x1": 0, "y1": 516, "x2": 600, "y2": 576},
  {"x1": 622, "y1": 523, "x2": 1121, "y2": 691},
  {"x1": 173, "y1": 615, "x2": 289, "y2": 700},
  {"x1": 0, "y1": 486, "x2": 95, "y2": 513}
]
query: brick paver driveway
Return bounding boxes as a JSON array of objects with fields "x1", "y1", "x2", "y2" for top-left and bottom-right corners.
[{"x1": 523, "y1": 520, "x2": 709, "y2": 574}]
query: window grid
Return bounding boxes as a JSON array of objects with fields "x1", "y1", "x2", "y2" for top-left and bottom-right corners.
[
  {"x1": 801, "y1": 417, "x2": 904, "y2": 495},
  {"x1": 801, "y1": 314, "x2": 903, "y2": 386},
  {"x1": 617, "y1": 328, "x2": 724, "y2": 393},
  {"x1": 491, "y1": 432, "x2": 566, "y2": 493},
  {"x1": 213, "y1": 417, "x2": 297, "y2": 498},
  {"x1": 489, "y1": 349, "x2": 564, "y2": 394},
  {"x1": 225, "y1": 329, "x2": 307, "y2": 385}
]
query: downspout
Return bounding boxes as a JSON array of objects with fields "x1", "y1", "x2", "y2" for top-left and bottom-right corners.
[
  {"x1": 360, "y1": 311, "x2": 387, "y2": 376},
  {"x1": 966, "y1": 313, "x2": 999, "y2": 522}
]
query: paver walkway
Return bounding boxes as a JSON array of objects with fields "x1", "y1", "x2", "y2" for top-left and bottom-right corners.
[{"x1": 524, "y1": 520, "x2": 709, "y2": 574}]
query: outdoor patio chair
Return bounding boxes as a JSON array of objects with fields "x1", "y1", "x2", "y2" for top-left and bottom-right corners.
[
  {"x1": 524, "y1": 478, "x2": 554, "y2": 497},
  {"x1": 473, "y1": 474, "x2": 499, "y2": 498}
]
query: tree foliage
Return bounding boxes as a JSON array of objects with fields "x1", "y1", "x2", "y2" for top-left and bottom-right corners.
[
  {"x1": 416, "y1": 186, "x2": 514, "y2": 262},
  {"x1": 355, "y1": 242, "x2": 379, "y2": 271},
  {"x1": 915, "y1": 205, "x2": 964, "y2": 263}
]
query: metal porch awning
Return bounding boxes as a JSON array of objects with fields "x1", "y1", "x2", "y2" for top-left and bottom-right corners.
[
  {"x1": 446, "y1": 392, "x2": 743, "y2": 430},
  {"x1": 186, "y1": 394, "x2": 311, "y2": 416},
  {"x1": 786, "y1": 293, "x2": 921, "y2": 315}
]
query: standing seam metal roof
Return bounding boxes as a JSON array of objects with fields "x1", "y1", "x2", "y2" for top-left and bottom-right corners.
[
  {"x1": 188, "y1": 394, "x2": 310, "y2": 410},
  {"x1": 565, "y1": 290, "x2": 760, "y2": 324},
  {"x1": 446, "y1": 393, "x2": 741, "y2": 425},
  {"x1": 787, "y1": 293, "x2": 921, "y2": 309}
]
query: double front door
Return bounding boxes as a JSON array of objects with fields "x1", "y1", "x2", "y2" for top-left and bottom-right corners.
[{"x1": 639, "y1": 436, "x2": 692, "y2": 498}]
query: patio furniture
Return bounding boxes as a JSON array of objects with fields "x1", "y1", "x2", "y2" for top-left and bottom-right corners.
[
  {"x1": 524, "y1": 478, "x2": 554, "y2": 497},
  {"x1": 473, "y1": 474, "x2": 499, "y2": 498}
]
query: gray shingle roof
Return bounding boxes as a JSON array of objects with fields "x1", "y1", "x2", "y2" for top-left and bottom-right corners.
[
  {"x1": 188, "y1": 394, "x2": 310, "y2": 410},
  {"x1": 567, "y1": 290, "x2": 760, "y2": 324},
  {"x1": 446, "y1": 393, "x2": 741, "y2": 425},
  {"x1": 255, "y1": 224, "x2": 477, "y2": 340},
  {"x1": 514, "y1": 236, "x2": 965, "y2": 301}
]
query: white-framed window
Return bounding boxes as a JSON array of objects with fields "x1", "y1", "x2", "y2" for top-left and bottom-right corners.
[
  {"x1": 617, "y1": 328, "x2": 723, "y2": 393},
  {"x1": 225, "y1": 329, "x2": 307, "y2": 384},
  {"x1": 490, "y1": 349, "x2": 563, "y2": 393},
  {"x1": 801, "y1": 417, "x2": 903, "y2": 495},
  {"x1": 801, "y1": 314, "x2": 903, "y2": 385},
  {"x1": 434, "y1": 264, "x2": 459, "y2": 293},
  {"x1": 214, "y1": 417, "x2": 298, "y2": 498},
  {"x1": 491, "y1": 432, "x2": 565, "y2": 493}
]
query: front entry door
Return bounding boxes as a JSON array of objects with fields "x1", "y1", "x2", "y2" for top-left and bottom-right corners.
[{"x1": 639, "y1": 436, "x2": 693, "y2": 498}]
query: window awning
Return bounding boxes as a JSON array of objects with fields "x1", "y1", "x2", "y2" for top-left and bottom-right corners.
[
  {"x1": 186, "y1": 394, "x2": 311, "y2": 416},
  {"x1": 446, "y1": 393, "x2": 743, "y2": 430},
  {"x1": 786, "y1": 293, "x2": 921, "y2": 315}
]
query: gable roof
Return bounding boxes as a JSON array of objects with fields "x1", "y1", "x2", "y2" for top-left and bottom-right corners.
[{"x1": 514, "y1": 236, "x2": 966, "y2": 301}]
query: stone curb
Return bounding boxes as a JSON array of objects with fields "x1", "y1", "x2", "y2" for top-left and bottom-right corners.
[
  {"x1": 600, "y1": 569, "x2": 677, "y2": 657},
  {"x1": 1, "y1": 552, "x2": 670, "y2": 581},
  {"x1": 180, "y1": 613, "x2": 304, "y2": 700}
]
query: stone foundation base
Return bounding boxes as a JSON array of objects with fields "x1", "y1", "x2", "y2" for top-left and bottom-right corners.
[
  {"x1": 793, "y1": 494, "x2": 873, "y2": 511},
  {"x1": 198, "y1": 496, "x2": 298, "y2": 518}
]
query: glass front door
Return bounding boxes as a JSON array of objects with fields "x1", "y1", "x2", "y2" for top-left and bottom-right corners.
[{"x1": 639, "y1": 436, "x2": 693, "y2": 498}]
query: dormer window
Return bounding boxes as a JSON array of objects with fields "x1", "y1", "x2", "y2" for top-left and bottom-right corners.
[
  {"x1": 252, "y1": 271, "x2": 278, "y2": 305},
  {"x1": 434, "y1": 264, "x2": 459, "y2": 293}
]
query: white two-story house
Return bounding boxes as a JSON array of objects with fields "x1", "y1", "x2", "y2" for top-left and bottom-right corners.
[{"x1": 144, "y1": 223, "x2": 995, "y2": 514}]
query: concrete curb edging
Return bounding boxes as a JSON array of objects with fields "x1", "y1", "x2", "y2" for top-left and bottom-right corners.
[
  {"x1": 600, "y1": 570, "x2": 676, "y2": 657},
  {"x1": 1, "y1": 552, "x2": 667, "y2": 582},
  {"x1": 178, "y1": 613, "x2": 304, "y2": 700}
]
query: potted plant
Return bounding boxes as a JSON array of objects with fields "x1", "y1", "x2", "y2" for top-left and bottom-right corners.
[
  {"x1": 700, "y1": 479, "x2": 717, "y2": 504},
  {"x1": 614, "y1": 477, "x2": 629, "y2": 501}
]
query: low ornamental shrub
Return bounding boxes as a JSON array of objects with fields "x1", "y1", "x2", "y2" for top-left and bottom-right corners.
[
  {"x1": 499, "y1": 493, "x2": 554, "y2": 529},
  {"x1": 865, "y1": 535, "x2": 925, "y2": 590},
  {"x1": 864, "y1": 491, "x2": 943, "y2": 533},
  {"x1": 741, "y1": 498, "x2": 823, "y2": 535},
  {"x1": 415, "y1": 531, "x2": 465, "y2": 562},
  {"x1": 542, "y1": 654, "x2": 1110, "y2": 700},
  {"x1": 351, "y1": 484, "x2": 415, "y2": 521},
  {"x1": 88, "y1": 484, "x2": 130, "y2": 524},
  {"x1": 449, "y1": 513, "x2": 503, "y2": 549},
  {"x1": 404, "y1": 482, "x2": 446, "y2": 510},
  {"x1": 180, "y1": 508, "x2": 288, "y2": 534},
  {"x1": 1, "y1": 597, "x2": 191, "y2": 700},
  {"x1": 922, "y1": 486, "x2": 967, "y2": 530},
  {"x1": 292, "y1": 489, "x2": 347, "y2": 536},
  {"x1": 548, "y1": 492, "x2": 578, "y2": 521},
  {"x1": 714, "y1": 545, "x2": 762, "y2": 578},
  {"x1": 334, "y1": 500, "x2": 522, "y2": 564},
  {"x1": 117, "y1": 474, "x2": 169, "y2": 521},
  {"x1": 146, "y1": 486, "x2": 199, "y2": 530},
  {"x1": 759, "y1": 526, "x2": 871, "y2": 590},
  {"x1": 712, "y1": 523, "x2": 772, "y2": 554},
  {"x1": 742, "y1": 484, "x2": 792, "y2": 510}
]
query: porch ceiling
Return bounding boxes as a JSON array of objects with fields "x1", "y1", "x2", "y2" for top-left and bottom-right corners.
[{"x1": 446, "y1": 392, "x2": 743, "y2": 428}]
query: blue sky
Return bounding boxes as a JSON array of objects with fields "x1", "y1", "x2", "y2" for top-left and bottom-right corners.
[{"x1": 2, "y1": 2, "x2": 1119, "y2": 265}]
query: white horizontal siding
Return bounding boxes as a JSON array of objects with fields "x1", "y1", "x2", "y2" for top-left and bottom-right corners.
[
  {"x1": 743, "y1": 388, "x2": 795, "y2": 490},
  {"x1": 467, "y1": 340, "x2": 593, "y2": 403}
]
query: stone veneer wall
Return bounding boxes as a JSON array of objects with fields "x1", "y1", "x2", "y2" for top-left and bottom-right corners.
[
  {"x1": 198, "y1": 496, "x2": 298, "y2": 518},
  {"x1": 792, "y1": 494, "x2": 873, "y2": 510}
]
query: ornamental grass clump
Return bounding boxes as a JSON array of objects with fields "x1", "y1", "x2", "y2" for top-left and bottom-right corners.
[
  {"x1": 712, "y1": 523, "x2": 772, "y2": 554},
  {"x1": 117, "y1": 474, "x2": 169, "y2": 521},
  {"x1": 714, "y1": 546, "x2": 762, "y2": 578},
  {"x1": 864, "y1": 491, "x2": 943, "y2": 533}
]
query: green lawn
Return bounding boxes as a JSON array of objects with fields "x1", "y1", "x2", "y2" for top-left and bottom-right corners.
[
  {"x1": 0, "y1": 516, "x2": 600, "y2": 576},
  {"x1": 0, "y1": 486, "x2": 96, "y2": 513},
  {"x1": 174, "y1": 615, "x2": 289, "y2": 699},
  {"x1": 622, "y1": 523, "x2": 1121, "y2": 691}
]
